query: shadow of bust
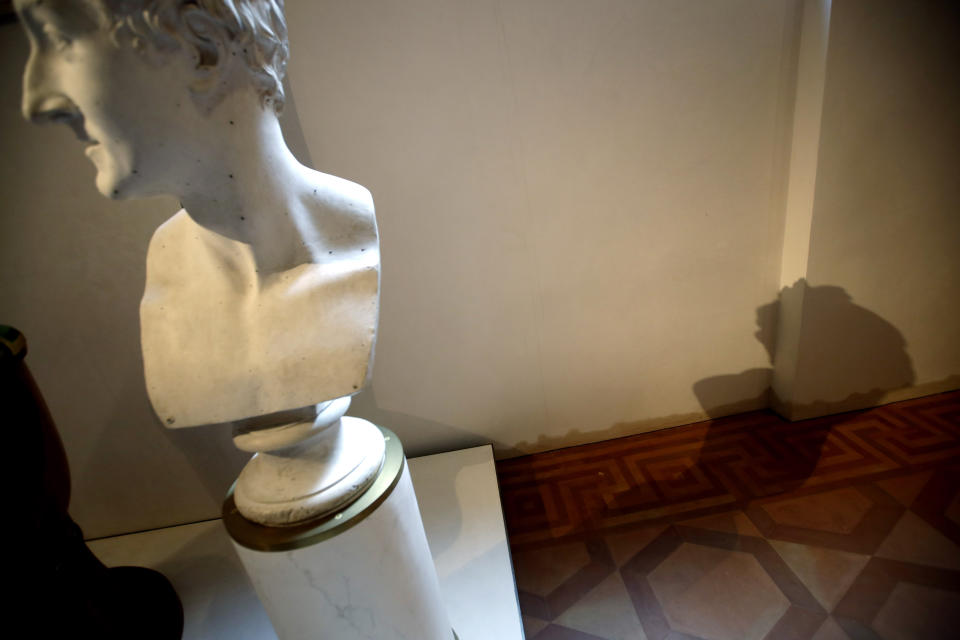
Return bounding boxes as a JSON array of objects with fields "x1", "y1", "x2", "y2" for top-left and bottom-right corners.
[
  {"x1": 689, "y1": 280, "x2": 915, "y2": 495},
  {"x1": 694, "y1": 281, "x2": 914, "y2": 420}
]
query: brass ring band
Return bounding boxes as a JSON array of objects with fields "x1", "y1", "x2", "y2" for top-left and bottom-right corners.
[{"x1": 223, "y1": 425, "x2": 404, "y2": 552}]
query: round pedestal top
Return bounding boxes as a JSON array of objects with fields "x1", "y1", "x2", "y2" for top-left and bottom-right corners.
[{"x1": 223, "y1": 425, "x2": 404, "y2": 551}]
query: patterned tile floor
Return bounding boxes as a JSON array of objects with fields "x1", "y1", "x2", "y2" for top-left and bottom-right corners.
[{"x1": 497, "y1": 391, "x2": 960, "y2": 640}]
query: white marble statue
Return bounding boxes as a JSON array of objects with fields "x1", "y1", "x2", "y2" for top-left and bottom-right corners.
[{"x1": 17, "y1": 0, "x2": 385, "y2": 525}]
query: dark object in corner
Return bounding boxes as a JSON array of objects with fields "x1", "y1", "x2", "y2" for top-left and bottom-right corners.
[
  {"x1": 3, "y1": 325, "x2": 184, "y2": 639},
  {"x1": 0, "y1": 1, "x2": 15, "y2": 26}
]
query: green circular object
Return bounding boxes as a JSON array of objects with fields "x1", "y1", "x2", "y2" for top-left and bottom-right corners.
[{"x1": 0, "y1": 325, "x2": 27, "y2": 363}]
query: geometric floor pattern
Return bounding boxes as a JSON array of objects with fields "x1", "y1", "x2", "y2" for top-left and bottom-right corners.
[{"x1": 497, "y1": 391, "x2": 960, "y2": 640}]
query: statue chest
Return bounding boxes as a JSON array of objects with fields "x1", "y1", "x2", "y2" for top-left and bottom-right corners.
[{"x1": 139, "y1": 219, "x2": 379, "y2": 428}]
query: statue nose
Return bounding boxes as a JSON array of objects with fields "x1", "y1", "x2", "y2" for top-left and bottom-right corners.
[
  {"x1": 22, "y1": 72, "x2": 90, "y2": 140},
  {"x1": 23, "y1": 94, "x2": 79, "y2": 125},
  {"x1": 21, "y1": 56, "x2": 79, "y2": 125}
]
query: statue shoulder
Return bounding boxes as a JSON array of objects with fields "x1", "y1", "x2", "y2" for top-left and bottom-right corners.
[
  {"x1": 146, "y1": 209, "x2": 196, "y2": 260},
  {"x1": 301, "y1": 170, "x2": 378, "y2": 256},
  {"x1": 305, "y1": 171, "x2": 375, "y2": 224},
  {"x1": 310, "y1": 171, "x2": 375, "y2": 216}
]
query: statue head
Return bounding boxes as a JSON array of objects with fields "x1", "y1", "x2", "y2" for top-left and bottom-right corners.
[{"x1": 16, "y1": 0, "x2": 289, "y2": 199}]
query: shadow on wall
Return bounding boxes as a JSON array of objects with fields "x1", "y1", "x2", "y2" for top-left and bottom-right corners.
[
  {"x1": 349, "y1": 385, "x2": 493, "y2": 458},
  {"x1": 474, "y1": 279, "x2": 945, "y2": 460},
  {"x1": 694, "y1": 280, "x2": 916, "y2": 419},
  {"x1": 80, "y1": 372, "x2": 249, "y2": 529},
  {"x1": 688, "y1": 279, "x2": 915, "y2": 494}
]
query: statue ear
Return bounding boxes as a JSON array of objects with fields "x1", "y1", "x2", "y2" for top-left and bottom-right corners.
[{"x1": 179, "y1": 7, "x2": 234, "y2": 113}]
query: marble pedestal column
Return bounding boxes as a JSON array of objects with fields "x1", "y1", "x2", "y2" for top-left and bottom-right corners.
[{"x1": 224, "y1": 426, "x2": 454, "y2": 640}]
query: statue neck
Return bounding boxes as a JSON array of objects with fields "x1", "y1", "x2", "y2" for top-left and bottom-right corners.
[{"x1": 177, "y1": 102, "x2": 314, "y2": 275}]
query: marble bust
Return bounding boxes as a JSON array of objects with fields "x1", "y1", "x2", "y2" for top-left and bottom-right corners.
[{"x1": 18, "y1": 0, "x2": 385, "y2": 524}]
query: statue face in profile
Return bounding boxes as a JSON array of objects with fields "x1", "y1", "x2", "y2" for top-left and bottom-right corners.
[
  {"x1": 16, "y1": 0, "x2": 380, "y2": 430},
  {"x1": 19, "y1": 0, "x2": 169, "y2": 198},
  {"x1": 16, "y1": 0, "x2": 289, "y2": 201}
]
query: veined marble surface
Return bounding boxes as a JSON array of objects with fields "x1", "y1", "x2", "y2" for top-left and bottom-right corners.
[
  {"x1": 234, "y1": 465, "x2": 452, "y2": 639},
  {"x1": 87, "y1": 445, "x2": 523, "y2": 640}
]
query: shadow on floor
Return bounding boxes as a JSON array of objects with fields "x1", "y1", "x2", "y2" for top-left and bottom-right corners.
[{"x1": 691, "y1": 280, "x2": 915, "y2": 497}]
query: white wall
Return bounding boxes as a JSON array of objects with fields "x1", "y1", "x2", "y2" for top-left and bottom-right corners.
[
  {"x1": 286, "y1": 0, "x2": 801, "y2": 455},
  {"x1": 772, "y1": 0, "x2": 960, "y2": 417}
]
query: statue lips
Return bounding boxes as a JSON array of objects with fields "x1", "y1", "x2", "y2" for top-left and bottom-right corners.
[
  {"x1": 51, "y1": 109, "x2": 92, "y2": 144},
  {"x1": 51, "y1": 110, "x2": 98, "y2": 158},
  {"x1": 56, "y1": 113, "x2": 99, "y2": 163}
]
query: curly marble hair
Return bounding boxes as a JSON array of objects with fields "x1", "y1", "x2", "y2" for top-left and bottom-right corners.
[{"x1": 96, "y1": 0, "x2": 288, "y2": 112}]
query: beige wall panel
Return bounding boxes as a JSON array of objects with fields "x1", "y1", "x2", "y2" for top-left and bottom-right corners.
[
  {"x1": 287, "y1": 0, "x2": 801, "y2": 454},
  {"x1": 789, "y1": 0, "x2": 960, "y2": 414}
]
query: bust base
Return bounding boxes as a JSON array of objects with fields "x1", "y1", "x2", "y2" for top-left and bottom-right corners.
[{"x1": 232, "y1": 398, "x2": 386, "y2": 526}]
